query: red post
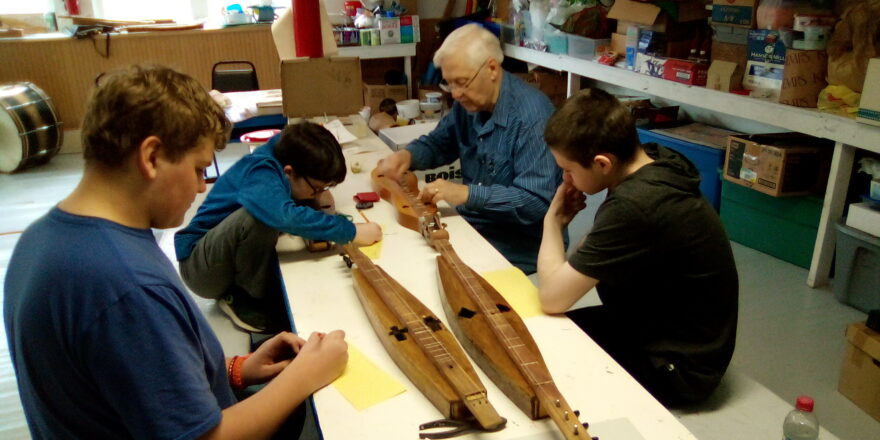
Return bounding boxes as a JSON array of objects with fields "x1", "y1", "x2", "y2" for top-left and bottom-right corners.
[{"x1": 293, "y1": 0, "x2": 323, "y2": 58}]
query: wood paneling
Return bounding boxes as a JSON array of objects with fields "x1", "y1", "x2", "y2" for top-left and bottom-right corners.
[{"x1": 0, "y1": 26, "x2": 282, "y2": 130}]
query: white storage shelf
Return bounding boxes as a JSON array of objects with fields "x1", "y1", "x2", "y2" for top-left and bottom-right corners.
[
  {"x1": 503, "y1": 43, "x2": 880, "y2": 288},
  {"x1": 338, "y1": 43, "x2": 417, "y2": 98}
]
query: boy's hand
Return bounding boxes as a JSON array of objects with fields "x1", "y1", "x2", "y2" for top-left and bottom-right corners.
[
  {"x1": 241, "y1": 332, "x2": 307, "y2": 386},
  {"x1": 374, "y1": 150, "x2": 412, "y2": 182},
  {"x1": 419, "y1": 179, "x2": 468, "y2": 207},
  {"x1": 353, "y1": 222, "x2": 382, "y2": 245},
  {"x1": 548, "y1": 181, "x2": 586, "y2": 227},
  {"x1": 294, "y1": 330, "x2": 349, "y2": 392}
]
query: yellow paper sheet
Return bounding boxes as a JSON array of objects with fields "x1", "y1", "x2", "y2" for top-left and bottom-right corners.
[
  {"x1": 358, "y1": 239, "x2": 382, "y2": 260},
  {"x1": 480, "y1": 267, "x2": 544, "y2": 318},
  {"x1": 332, "y1": 344, "x2": 407, "y2": 411}
]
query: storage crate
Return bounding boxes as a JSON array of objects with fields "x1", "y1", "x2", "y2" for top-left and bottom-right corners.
[
  {"x1": 546, "y1": 32, "x2": 568, "y2": 54},
  {"x1": 637, "y1": 126, "x2": 727, "y2": 211},
  {"x1": 567, "y1": 34, "x2": 611, "y2": 60},
  {"x1": 720, "y1": 180, "x2": 822, "y2": 268},
  {"x1": 834, "y1": 223, "x2": 880, "y2": 313}
]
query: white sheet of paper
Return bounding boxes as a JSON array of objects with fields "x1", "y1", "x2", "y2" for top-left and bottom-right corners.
[{"x1": 323, "y1": 119, "x2": 358, "y2": 144}]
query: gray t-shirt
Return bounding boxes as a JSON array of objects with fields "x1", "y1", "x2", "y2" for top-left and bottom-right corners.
[{"x1": 570, "y1": 144, "x2": 738, "y2": 395}]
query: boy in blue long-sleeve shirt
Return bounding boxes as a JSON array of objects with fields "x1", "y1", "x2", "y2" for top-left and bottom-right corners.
[{"x1": 176, "y1": 122, "x2": 381, "y2": 333}]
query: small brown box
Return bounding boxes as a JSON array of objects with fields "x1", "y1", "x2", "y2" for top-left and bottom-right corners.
[
  {"x1": 839, "y1": 322, "x2": 880, "y2": 422},
  {"x1": 363, "y1": 83, "x2": 408, "y2": 114},
  {"x1": 707, "y1": 60, "x2": 744, "y2": 92},
  {"x1": 281, "y1": 57, "x2": 363, "y2": 118},
  {"x1": 722, "y1": 133, "x2": 832, "y2": 197}
]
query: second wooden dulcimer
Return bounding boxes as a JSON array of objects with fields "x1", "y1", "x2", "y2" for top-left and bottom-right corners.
[
  {"x1": 339, "y1": 243, "x2": 506, "y2": 434},
  {"x1": 372, "y1": 168, "x2": 595, "y2": 440}
]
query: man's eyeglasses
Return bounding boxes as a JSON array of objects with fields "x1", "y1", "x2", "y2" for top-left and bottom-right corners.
[
  {"x1": 304, "y1": 176, "x2": 333, "y2": 195},
  {"x1": 439, "y1": 58, "x2": 490, "y2": 93}
]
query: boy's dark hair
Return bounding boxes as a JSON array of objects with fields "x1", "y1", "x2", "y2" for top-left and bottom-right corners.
[
  {"x1": 379, "y1": 98, "x2": 398, "y2": 117},
  {"x1": 544, "y1": 88, "x2": 640, "y2": 167},
  {"x1": 82, "y1": 65, "x2": 230, "y2": 167},
  {"x1": 274, "y1": 121, "x2": 346, "y2": 184}
]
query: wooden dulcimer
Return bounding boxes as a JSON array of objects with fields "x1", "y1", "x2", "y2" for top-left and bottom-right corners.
[
  {"x1": 340, "y1": 243, "x2": 506, "y2": 433},
  {"x1": 371, "y1": 168, "x2": 595, "y2": 440}
]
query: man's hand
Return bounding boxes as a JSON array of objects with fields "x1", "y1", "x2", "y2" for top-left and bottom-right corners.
[
  {"x1": 374, "y1": 150, "x2": 412, "y2": 182},
  {"x1": 241, "y1": 332, "x2": 307, "y2": 386},
  {"x1": 547, "y1": 181, "x2": 586, "y2": 227},
  {"x1": 418, "y1": 178, "x2": 469, "y2": 207},
  {"x1": 292, "y1": 330, "x2": 349, "y2": 393},
  {"x1": 353, "y1": 222, "x2": 382, "y2": 245}
]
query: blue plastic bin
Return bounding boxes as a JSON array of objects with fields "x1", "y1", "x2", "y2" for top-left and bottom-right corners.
[{"x1": 637, "y1": 127, "x2": 726, "y2": 211}]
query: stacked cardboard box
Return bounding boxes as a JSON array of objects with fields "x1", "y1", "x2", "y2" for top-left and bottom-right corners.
[
  {"x1": 708, "y1": 0, "x2": 755, "y2": 93},
  {"x1": 839, "y1": 322, "x2": 880, "y2": 421},
  {"x1": 608, "y1": 0, "x2": 710, "y2": 63}
]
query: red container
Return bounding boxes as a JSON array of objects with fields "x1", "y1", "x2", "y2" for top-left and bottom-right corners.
[
  {"x1": 663, "y1": 59, "x2": 709, "y2": 86},
  {"x1": 344, "y1": 1, "x2": 363, "y2": 17},
  {"x1": 293, "y1": 0, "x2": 323, "y2": 58}
]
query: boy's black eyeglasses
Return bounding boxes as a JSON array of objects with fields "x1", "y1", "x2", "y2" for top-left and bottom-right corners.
[
  {"x1": 439, "y1": 58, "x2": 490, "y2": 93},
  {"x1": 304, "y1": 176, "x2": 333, "y2": 194}
]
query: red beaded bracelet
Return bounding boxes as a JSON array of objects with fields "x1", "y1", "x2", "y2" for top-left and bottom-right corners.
[{"x1": 228, "y1": 353, "x2": 252, "y2": 390}]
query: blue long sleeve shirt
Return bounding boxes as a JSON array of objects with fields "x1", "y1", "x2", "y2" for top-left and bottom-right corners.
[
  {"x1": 175, "y1": 136, "x2": 356, "y2": 261},
  {"x1": 406, "y1": 71, "x2": 561, "y2": 272}
]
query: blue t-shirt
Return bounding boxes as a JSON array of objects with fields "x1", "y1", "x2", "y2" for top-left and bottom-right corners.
[
  {"x1": 175, "y1": 137, "x2": 356, "y2": 261},
  {"x1": 4, "y1": 208, "x2": 236, "y2": 440}
]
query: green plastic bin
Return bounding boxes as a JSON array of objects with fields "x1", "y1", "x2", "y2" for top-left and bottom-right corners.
[{"x1": 720, "y1": 180, "x2": 823, "y2": 268}]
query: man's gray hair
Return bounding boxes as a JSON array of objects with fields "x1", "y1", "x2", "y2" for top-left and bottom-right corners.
[{"x1": 433, "y1": 23, "x2": 504, "y2": 69}]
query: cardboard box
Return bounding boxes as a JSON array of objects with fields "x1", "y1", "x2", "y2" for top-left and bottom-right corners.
[
  {"x1": 712, "y1": 41, "x2": 748, "y2": 71},
  {"x1": 281, "y1": 57, "x2": 363, "y2": 118},
  {"x1": 611, "y1": 33, "x2": 627, "y2": 56},
  {"x1": 514, "y1": 70, "x2": 568, "y2": 107},
  {"x1": 744, "y1": 29, "x2": 787, "y2": 99},
  {"x1": 857, "y1": 58, "x2": 880, "y2": 127},
  {"x1": 839, "y1": 322, "x2": 880, "y2": 422},
  {"x1": 635, "y1": 52, "x2": 666, "y2": 78},
  {"x1": 711, "y1": 0, "x2": 757, "y2": 28},
  {"x1": 708, "y1": 60, "x2": 744, "y2": 91},
  {"x1": 779, "y1": 49, "x2": 828, "y2": 108},
  {"x1": 378, "y1": 17, "x2": 401, "y2": 45},
  {"x1": 723, "y1": 133, "x2": 832, "y2": 197},
  {"x1": 609, "y1": 0, "x2": 710, "y2": 27},
  {"x1": 663, "y1": 59, "x2": 708, "y2": 86},
  {"x1": 363, "y1": 83, "x2": 408, "y2": 113}
]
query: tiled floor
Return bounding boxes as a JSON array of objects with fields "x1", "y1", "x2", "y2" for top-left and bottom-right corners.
[{"x1": 1, "y1": 147, "x2": 878, "y2": 439}]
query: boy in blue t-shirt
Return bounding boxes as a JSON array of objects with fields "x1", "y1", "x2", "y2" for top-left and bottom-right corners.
[
  {"x1": 4, "y1": 65, "x2": 349, "y2": 439},
  {"x1": 175, "y1": 122, "x2": 382, "y2": 333}
]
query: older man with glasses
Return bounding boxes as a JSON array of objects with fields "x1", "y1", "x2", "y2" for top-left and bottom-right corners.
[{"x1": 375, "y1": 24, "x2": 561, "y2": 274}]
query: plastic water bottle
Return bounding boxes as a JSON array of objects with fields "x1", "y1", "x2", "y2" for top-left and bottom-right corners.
[{"x1": 783, "y1": 395, "x2": 819, "y2": 440}]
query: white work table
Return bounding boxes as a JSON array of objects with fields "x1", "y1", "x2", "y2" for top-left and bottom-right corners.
[{"x1": 277, "y1": 122, "x2": 697, "y2": 440}]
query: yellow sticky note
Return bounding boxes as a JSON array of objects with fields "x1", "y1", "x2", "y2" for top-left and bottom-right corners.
[
  {"x1": 359, "y1": 239, "x2": 382, "y2": 260},
  {"x1": 480, "y1": 267, "x2": 544, "y2": 318},
  {"x1": 332, "y1": 344, "x2": 407, "y2": 410}
]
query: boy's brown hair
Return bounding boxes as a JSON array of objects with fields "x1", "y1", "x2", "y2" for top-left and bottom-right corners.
[
  {"x1": 544, "y1": 88, "x2": 640, "y2": 167},
  {"x1": 274, "y1": 121, "x2": 346, "y2": 184},
  {"x1": 82, "y1": 65, "x2": 230, "y2": 167}
]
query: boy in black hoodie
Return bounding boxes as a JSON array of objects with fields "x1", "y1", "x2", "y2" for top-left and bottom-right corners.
[{"x1": 536, "y1": 88, "x2": 739, "y2": 406}]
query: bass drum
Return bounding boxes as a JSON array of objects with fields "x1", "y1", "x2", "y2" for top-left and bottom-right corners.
[{"x1": 0, "y1": 82, "x2": 63, "y2": 173}]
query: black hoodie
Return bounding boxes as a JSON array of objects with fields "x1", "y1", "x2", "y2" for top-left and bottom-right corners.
[{"x1": 569, "y1": 143, "x2": 739, "y2": 403}]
